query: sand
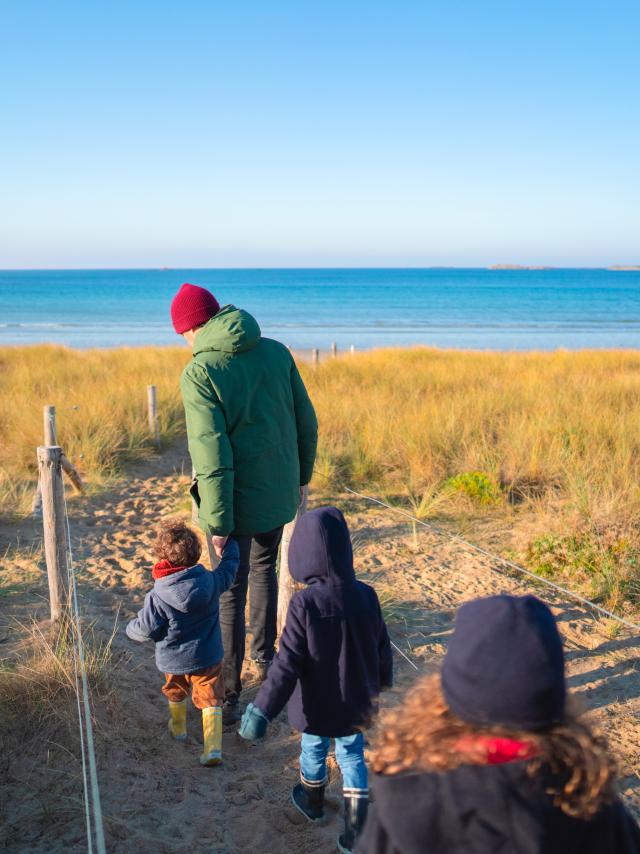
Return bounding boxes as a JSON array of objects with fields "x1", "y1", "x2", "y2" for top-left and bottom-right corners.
[{"x1": 1, "y1": 442, "x2": 639, "y2": 851}]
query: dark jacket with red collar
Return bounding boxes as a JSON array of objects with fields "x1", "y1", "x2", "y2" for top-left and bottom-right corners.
[
  {"x1": 125, "y1": 538, "x2": 239, "y2": 674},
  {"x1": 356, "y1": 760, "x2": 640, "y2": 854},
  {"x1": 254, "y1": 506, "x2": 393, "y2": 736}
]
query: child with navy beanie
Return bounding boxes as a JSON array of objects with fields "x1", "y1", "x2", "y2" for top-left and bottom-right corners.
[
  {"x1": 238, "y1": 507, "x2": 393, "y2": 854},
  {"x1": 357, "y1": 594, "x2": 640, "y2": 853}
]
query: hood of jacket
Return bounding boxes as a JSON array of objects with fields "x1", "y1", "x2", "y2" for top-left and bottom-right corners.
[
  {"x1": 289, "y1": 506, "x2": 355, "y2": 585},
  {"x1": 153, "y1": 564, "x2": 212, "y2": 613},
  {"x1": 192, "y1": 304, "x2": 261, "y2": 356}
]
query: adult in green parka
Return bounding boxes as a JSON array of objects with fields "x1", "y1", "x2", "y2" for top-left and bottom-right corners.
[{"x1": 171, "y1": 283, "x2": 318, "y2": 722}]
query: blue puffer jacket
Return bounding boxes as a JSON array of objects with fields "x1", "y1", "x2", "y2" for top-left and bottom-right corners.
[
  {"x1": 125, "y1": 538, "x2": 239, "y2": 674},
  {"x1": 254, "y1": 507, "x2": 393, "y2": 737}
]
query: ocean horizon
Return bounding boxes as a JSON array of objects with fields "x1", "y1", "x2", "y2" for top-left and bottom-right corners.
[{"x1": 1, "y1": 267, "x2": 639, "y2": 351}]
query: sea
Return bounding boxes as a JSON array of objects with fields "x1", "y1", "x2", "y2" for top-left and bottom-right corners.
[{"x1": 1, "y1": 268, "x2": 639, "y2": 351}]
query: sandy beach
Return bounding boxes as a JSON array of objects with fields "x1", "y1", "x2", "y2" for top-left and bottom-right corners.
[{"x1": 1, "y1": 440, "x2": 639, "y2": 851}]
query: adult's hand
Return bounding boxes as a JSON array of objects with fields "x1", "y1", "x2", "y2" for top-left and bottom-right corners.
[{"x1": 212, "y1": 535, "x2": 228, "y2": 558}]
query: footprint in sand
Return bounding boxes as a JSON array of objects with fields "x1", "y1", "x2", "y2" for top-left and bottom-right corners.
[{"x1": 225, "y1": 776, "x2": 264, "y2": 804}]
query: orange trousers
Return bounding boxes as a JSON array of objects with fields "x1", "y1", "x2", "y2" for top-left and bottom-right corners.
[{"x1": 162, "y1": 662, "x2": 225, "y2": 710}]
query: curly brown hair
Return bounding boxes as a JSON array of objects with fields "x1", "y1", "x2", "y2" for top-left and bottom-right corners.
[
  {"x1": 153, "y1": 520, "x2": 202, "y2": 567},
  {"x1": 371, "y1": 673, "x2": 617, "y2": 820}
]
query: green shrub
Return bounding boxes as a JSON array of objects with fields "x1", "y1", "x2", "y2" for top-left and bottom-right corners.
[
  {"x1": 525, "y1": 530, "x2": 640, "y2": 610},
  {"x1": 443, "y1": 471, "x2": 502, "y2": 505}
]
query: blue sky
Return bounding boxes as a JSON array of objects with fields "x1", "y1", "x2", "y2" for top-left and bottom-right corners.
[{"x1": 0, "y1": 1, "x2": 638, "y2": 268}]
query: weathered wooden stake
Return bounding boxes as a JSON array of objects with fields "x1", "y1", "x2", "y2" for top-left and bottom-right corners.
[
  {"x1": 32, "y1": 405, "x2": 83, "y2": 517},
  {"x1": 44, "y1": 404, "x2": 57, "y2": 446},
  {"x1": 331, "y1": 341, "x2": 337, "y2": 358},
  {"x1": 31, "y1": 483, "x2": 43, "y2": 518},
  {"x1": 277, "y1": 485, "x2": 308, "y2": 635},
  {"x1": 350, "y1": 344, "x2": 356, "y2": 356},
  {"x1": 37, "y1": 446, "x2": 70, "y2": 622},
  {"x1": 147, "y1": 384, "x2": 160, "y2": 448},
  {"x1": 60, "y1": 454, "x2": 84, "y2": 493},
  {"x1": 312, "y1": 348, "x2": 319, "y2": 368}
]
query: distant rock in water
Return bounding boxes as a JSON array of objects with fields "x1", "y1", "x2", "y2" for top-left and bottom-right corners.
[
  {"x1": 488, "y1": 264, "x2": 556, "y2": 270},
  {"x1": 608, "y1": 265, "x2": 640, "y2": 271}
]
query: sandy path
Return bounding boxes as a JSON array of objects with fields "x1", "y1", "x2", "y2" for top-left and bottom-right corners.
[{"x1": 2, "y1": 443, "x2": 639, "y2": 851}]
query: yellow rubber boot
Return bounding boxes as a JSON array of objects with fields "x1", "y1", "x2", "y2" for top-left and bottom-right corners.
[
  {"x1": 168, "y1": 699, "x2": 187, "y2": 742},
  {"x1": 200, "y1": 706, "x2": 222, "y2": 766}
]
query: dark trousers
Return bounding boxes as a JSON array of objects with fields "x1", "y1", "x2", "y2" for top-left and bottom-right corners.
[{"x1": 220, "y1": 526, "x2": 283, "y2": 700}]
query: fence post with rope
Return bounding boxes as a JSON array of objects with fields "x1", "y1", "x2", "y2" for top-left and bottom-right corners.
[
  {"x1": 37, "y1": 445, "x2": 70, "y2": 621},
  {"x1": 147, "y1": 384, "x2": 161, "y2": 449},
  {"x1": 32, "y1": 405, "x2": 84, "y2": 517}
]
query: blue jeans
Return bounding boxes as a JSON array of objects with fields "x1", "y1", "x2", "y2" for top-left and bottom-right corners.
[{"x1": 299, "y1": 732, "x2": 368, "y2": 791}]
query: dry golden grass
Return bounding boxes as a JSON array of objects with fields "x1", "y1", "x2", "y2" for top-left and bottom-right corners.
[
  {"x1": 0, "y1": 345, "x2": 189, "y2": 512},
  {"x1": 0, "y1": 615, "x2": 119, "y2": 846},
  {"x1": 308, "y1": 347, "x2": 640, "y2": 614},
  {"x1": 2, "y1": 344, "x2": 640, "y2": 611},
  {"x1": 310, "y1": 347, "x2": 640, "y2": 510}
]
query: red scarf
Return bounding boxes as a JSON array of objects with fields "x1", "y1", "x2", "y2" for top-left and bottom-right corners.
[
  {"x1": 152, "y1": 559, "x2": 188, "y2": 580},
  {"x1": 457, "y1": 735, "x2": 537, "y2": 765}
]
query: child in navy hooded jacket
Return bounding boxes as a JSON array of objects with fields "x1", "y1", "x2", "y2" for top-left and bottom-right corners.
[
  {"x1": 239, "y1": 506, "x2": 392, "y2": 854},
  {"x1": 126, "y1": 520, "x2": 239, "y2": 766},
  {"x1": 356, "y1": 595, "x2": 640, "y2": 854}
]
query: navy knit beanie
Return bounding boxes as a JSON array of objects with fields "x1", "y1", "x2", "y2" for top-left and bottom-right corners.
[{"x1": 441, "y1": 594, "x2": 566, "y2": 731}]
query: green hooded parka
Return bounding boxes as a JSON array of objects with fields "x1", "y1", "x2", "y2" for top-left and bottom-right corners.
[{"x1": 180, "y1": 305, "x2": 318, "y2": 536}]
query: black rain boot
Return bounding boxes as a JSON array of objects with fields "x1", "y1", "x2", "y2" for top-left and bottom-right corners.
[
  {"x1": 222, "y1": 696, "x2": 242, "y2": 727},
  {"x1": 337, "y1": 790, "x2": 369, "y2": 853},
  {"x1": 291, "y1": 777, "x2": 326, "y2": 822},
  {"x1": 252, "y1": 659, "x2": 272, "y2": 683}
]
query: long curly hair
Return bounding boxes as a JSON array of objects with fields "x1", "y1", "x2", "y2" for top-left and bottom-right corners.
[
  {"x1": 371, "y1": 673, "x2": 616, "y2": 820},
  {"x1": 153, "y1": 520, "x2": 202, "y2": 567}
]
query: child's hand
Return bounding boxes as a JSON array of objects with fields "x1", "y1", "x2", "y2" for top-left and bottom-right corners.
[{"x1": 238, "y1": 703, "x2": 269, "y2": 740}]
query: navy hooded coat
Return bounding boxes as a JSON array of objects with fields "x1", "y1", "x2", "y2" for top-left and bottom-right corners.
[
  {"x1": 356, "y1": 763, "x2": 640, "y2": 854},
  {"x1": 254, "y1": 506, "x2": 393, "y2": 737},
  {"x1": 125, "y1": 539, "x2": 239, "y2": 674}
]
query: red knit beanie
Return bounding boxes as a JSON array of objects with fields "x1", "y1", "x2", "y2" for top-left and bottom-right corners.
[{"x1": 171, "y1": 283, "x2": 220, "y2": 334}]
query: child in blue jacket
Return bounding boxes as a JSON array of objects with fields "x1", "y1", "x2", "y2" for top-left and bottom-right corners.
[
  {"x1": 239, "y1": 506, "x2": 392, "y2": 854},
  {"x1": 126, "y1": 520, "x2": 239, "y2": 765}
]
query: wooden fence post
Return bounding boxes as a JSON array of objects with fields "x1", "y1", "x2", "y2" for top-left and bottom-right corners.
[
  {"x1": 312, "y1": 348, "x2": 319, "y2": 368},
  {"x1": 32, "y1": 405, "x2": 83, "y2": 516},
  {"x1": 44, "y1": 404, "x2": 56, "y2": 445},
  {"x1": 37, "y1": 446, "x2": 70, "y2": 622},
  {"x1": 350, "y1": 344, "x2": 355, "y2": 356},
  {"x1": 277, "y1": 485, "x2": 308, "y2": 635},
  {"x1": 147, "y1": 384, "x2": 160, "y2": 448},
  {"x1": 331, "y1": 341, "x2": 337, "y2": 359}
]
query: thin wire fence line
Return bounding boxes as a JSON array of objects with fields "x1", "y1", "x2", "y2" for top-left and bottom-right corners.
[
  {"x1": 390, "y1": 638, "x2": 420, "y2": 671},
  {"x1": 70, "y1": 616, "x2": 93, "y2": 854},
  {"x1": 62, "y1": 487, "x2": 107, "y2": 854},
  {"x1": 341, "y1": 485, "x2": 640, "y2": 633}
]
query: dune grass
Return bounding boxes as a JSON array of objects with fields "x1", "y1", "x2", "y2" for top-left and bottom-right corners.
[
  {"x1": 0, "y1": 615, "x2": 118, "y2": 845},
  {"x1": 0, "y1": 345, "x2": 189, "y2": 512},
  {"x1": 2, "y1": 344, "x2": 640, "y2": 613}
]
